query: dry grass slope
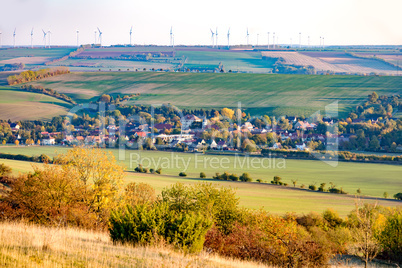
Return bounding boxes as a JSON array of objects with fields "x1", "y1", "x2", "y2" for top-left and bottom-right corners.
[{"x1": 0, "y1": 221, "x2": 268, "y2": 268}]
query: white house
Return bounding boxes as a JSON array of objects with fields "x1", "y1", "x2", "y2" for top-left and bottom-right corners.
[
  {"x1": 42, "y1": 138, "x2": 56, "y2": 145},
  {"x1": 296, "y1": 143, "x2": 307, "y2": 150}
]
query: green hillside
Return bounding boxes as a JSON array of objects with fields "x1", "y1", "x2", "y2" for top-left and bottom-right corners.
[{"x1": 26, "y1": 72, "x2": 402, "y2": 117}]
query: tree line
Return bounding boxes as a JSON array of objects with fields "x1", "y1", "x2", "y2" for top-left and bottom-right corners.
[{"x1": 7, "y1": 67, "x2": 70, "y2": 85}]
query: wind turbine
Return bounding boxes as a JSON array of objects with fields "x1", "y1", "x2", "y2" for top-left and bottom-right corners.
[
  {"x1": 0, "y1": 31, "x2": 2, "y2": 48},
  {"x1": 273, "y1": 32, "x2": 275, "y2": 49},
  {"x1": 94, "y1": 30, "x2": 97, "y2": 44},
  {"x1": 319, "y1": 36, "x2": 322, "y2": 48},
  {"x1": 97, "y1": 27, "x2": 102, "y2": 47},
  {"x1": 267, "y1": 32, "x2": 270, "y2": 49},
  {"x1": 215, "y1": 27, "x2": 218, "y2": 48},
  {"x1": 322, "y1": 37, "x2": 325, "y2": 49},
  {"x1": 227, "y1": 28, "x2": 230, "y2": 48},
  {"x1": 47, "y1": 31, "x2": 51, "y2": 48},
  {"x1": 170, "y1": 26, "x2": 173, "y2": 47},
  {"x1": 42, "y1": 29, "x2": 47, "y2": 48},
  {"x1": 30, "y1": 28, "x2": 34, "y2": 49},
  {"x1": 257, "y1": 33, "x2": 259, "y2": 46},
  {"x1": 246, "y1": 28, "x2": 249, "y2": 46},
  {"x1": 129, "y1": 26, "x2": 133, "y2": 46},
  {"x1": 210, "y1": 28, "x2": 215, "y2": 47},
  {"x1": 13, "y1": 28, "x2": 16, "y2": 48},
  {"x1": 299, "y1": 32, "x2": 301, "y2": 48},
  {"x1": 76, "y1": 30, "x2": 79, "y2": 47}
]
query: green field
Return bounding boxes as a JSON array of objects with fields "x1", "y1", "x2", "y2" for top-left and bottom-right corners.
[
  {"x1": 22, "y1": 72, "x2": 402, "y2": 117},
  {"x1": 0, "y1": 87, "x2": 72, "y2": 120},
  {"x1": 175, "y1": 50, "x2": 275, "y2": 73},
  {"x1": 1, "y1": 146, "x2": 401, "y2": 198},
  {"x1": 0, "y1": 47, "x2": 75, "y2": 61},
  {"x1": 1, "y1": 156, "x2": 400, "y2": 217}
]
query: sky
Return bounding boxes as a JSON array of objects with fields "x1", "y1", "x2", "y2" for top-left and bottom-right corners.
[{"x1": 0, "y1": 0, "x2": 401, "y2": 47}]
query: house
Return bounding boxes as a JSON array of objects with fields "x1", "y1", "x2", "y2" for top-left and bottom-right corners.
[
  {"x1": 181, "y1": 115, "x2": 203, "y2": 130},
  {"x1": 272, "y1": 143, "x2": 282, "y2": 149},
  {"x1": 217, "y1": 140, "x2": 228, "y2": 150},
  {"x1": 296, "y1": 143, "x2": 307, "y2": 150},
  {"x1": 10, "y1": 123, "x2": 20, "y2": 132},
  {"x1": 209, "y1": 140, "x2": 218, "y2": 149},
  {"x1": 154, "y1": 123, "x2": 174, "y2": 132},
  {"x1": 42, "y1": 138, "x2": 56, "y2": 145}
]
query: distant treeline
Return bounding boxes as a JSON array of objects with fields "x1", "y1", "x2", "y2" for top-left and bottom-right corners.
[
  {"x1": 7, "y1": 67, "x2": 70, "y2": 85},
  {"x1": 261, "y1": 149, "x2": 402, "y2": 163},
  {"x1": 0, "y1": 152, "x2": 52, "y2": 164},
  {"x1": 20, "y1": 84, "x2": 76, "y2": 105},
  {"x1": 45, "y1": 47, "x2": 86, "y2": 65},
  {"x1": 0, "y1": 63, "x2": 24, "y2": 72}
]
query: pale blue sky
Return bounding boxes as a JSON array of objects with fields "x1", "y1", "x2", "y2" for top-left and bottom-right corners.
[{"x1": 0, "y1": 0, "x2": 401, "y2": 46}]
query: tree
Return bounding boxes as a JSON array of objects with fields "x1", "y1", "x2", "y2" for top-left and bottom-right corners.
[
  {"x1": 99, "y1": 94, "x2": 111, "y2": 103},
  {"x1": 1, "y1": 140, "x2": 6, "y2": 145},
  {"x1": 221, "y1": 108, "x2": 234, "y2": 120},
  {"x1": 14, "y1": 140, "x2": 19, "y2": 146},
  {"x1": 369, "y1": 136, "x2": 380, "y2": 151},
  {"x1": 348, "y1": 202, "x2": 383, "y2": 268},
  {"x1": 393, "y1": 193, "x2": 402, "y2": 200},
  {"x1": 378, "y1": 210, "x2": 402, "y2": 263},
  {"x1": 383, "y1": 192, "x2": 388, "y2": 199},
  {"x1": 200, "y1": 172, "x2": 206, "y2": 179},
  {"x1": 0, "y1": 163, "x2": 12, "y2": 177},
  {"x1": 123, "y1": 182, "x2": 156, "y2": 207},
  {"x1": 369, "y1": 92, "x2": 379, "y2": 103}
]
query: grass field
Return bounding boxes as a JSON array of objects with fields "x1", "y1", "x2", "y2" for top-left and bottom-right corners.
[
  {"x1": 2, "y1": 146, "x2": 401, "y2": 198},
  {"x1": 1, "y1": 156, "x2": 400, "y2": 217},
  {"x1": 0, "y1": 87, "x2": 72, "y2": 121},
  {"x1": 0, "y1": 47, "x2": 75, "y2": 62},
  {"x1": 0, "y1": 221, "x2": 266, "y2": 268},
  {"x1": 21, "y1": 72, "x2": 402, "y2": 117},
  {"x1": 175, "y1": 50, "x2": 276, "y2": 73}
]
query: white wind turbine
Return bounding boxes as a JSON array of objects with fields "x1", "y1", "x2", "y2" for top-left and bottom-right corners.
[
  {"x1": 97, "y1": 27, "x2": 102, "y2": 46},
  {"x1": 42, "y1": 29, "x2": 47, "y2": 48},
  {"x1": 227, "y1": 28, "x2": 230, "y2": 48},
  {"x1": 13, "y1": 28, "x2": 16, "y2": 48},
  {"x1": 47, "y1": 31, "x2": 51, "y2": 48},
  {"x1": 246, "y1": 28, "x2": 250, "y2": 46},
  {"x1": 129, "y1": 26, "x2": 133, "y2": 45},
  {"x1": 215, "y1": 27, "x2": 218, "y2": 48},
  {"x1": 31, "y1": 28, "x2": 34, "y2": 49},
  {"x1": 210, "y1": 28, "x2": 215, "y2": 47}
]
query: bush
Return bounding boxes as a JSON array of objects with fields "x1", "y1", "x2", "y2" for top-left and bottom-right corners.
[
  {"x1": 378, "y1": 210, "x2": 402, "y2": 263},
  {"x1": 309, "y1": 184, "x2": 317, "y2": 191},
  {"x1": 179, "y1": 172, "x2": 187, "y2": 177},
  {"x1": 229, "y1": 174, "x2": 239, "y2": 181},
  {"x1": 200, "y1": 172, "x2": 206, "y2": 178},
  {"x1": 271, "y1": 176, "x2": 282, "y2": 185},
  {"x1": 109, "y1": 203, "x2": 213, "y2": 253},
  {"x1": 239, "y1": 173, "x2": 252, "y2": 182},
  {"x1": 155, "y1": 168, "x2": 162, "y2": 174},
  {"x1": 150, "y1": 168, "x2": 155, "y2": 174},
  {"x1": 123, "y1": 183, "x2": 156, "y2": 207},
  {"x1": 394, "y1": 193, "x2": 402, "y2": 200}
]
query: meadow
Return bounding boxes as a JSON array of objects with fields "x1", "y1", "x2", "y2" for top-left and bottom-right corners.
[
  {"x1": 0, "y1": 221, "x2": 266, "y2": 267},
  {"x1": 23, "y1": 71, "x2": 402, "y2": 117},
  {"x1": 0, "y1": 87, "x2": 72, "y2": 121},
  {"x1": 0, "y1": 47, "x2": 75, "y2": 62}
]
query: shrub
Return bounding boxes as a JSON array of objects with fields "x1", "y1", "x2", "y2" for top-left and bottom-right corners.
[
  {"x1": 179, "y1": 172, "x2": 187, "y2": 177},
  {"x1": 309, "y1": 184, "x2": 317, "y2": 191},
  {"x1": 394, "y1": 193, "x2": 402, "y2": 200},
  {"x1": 318, "y1": 183, "x2": 326, "y2": 192},
  {"x1": 322, "y1": 209, "x2": 343, "y2": 228},
  {"x1": 239, "y1": 173, "x2": 252, "y2": 182},
  {"x1": 109, "y1": 203, "x2": 213, "y2": 253},
  {"x1": 200, "y1": 172, "x2": 206, "y2": 178},
  {"x1": 378, "y1": 210, "x2": 402, "y2": 263},
  {"x1": 155, "y1": 168, "x2": 162, "y2": 174},
  {"x1": 229, "y1": 174, "x2": 239, "y2": 181},
  {"x1": 123, "y1": 182, "x2": 156, "y2": 207},
  {"x1": 150, "y1": 168, "x2": 155, "y2": 174},
  {"x1": 271, "y1": 176, "x2": 282, "y2": 185}
]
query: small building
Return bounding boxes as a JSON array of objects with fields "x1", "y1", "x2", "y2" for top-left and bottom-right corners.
[{"x1": 42, "y1": 138, "x2": 56, "y2": 145}]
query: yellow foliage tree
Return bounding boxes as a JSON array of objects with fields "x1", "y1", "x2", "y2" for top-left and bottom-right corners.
[{"x1": 221, "y1": 108, "x2": 235, "y2": 120}]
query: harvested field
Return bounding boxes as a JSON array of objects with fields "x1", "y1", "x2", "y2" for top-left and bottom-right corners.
[
  {"x1": 262, "y1": 51, "x2": 399, "y2": 75},
  {"x1": 0, "y1": 56, "x2": 52, "y2": 65}
]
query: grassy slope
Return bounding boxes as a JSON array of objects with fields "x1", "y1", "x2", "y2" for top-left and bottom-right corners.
[
  {"x1": 2, "y1": 146, "x2": 401, "y2": 197},
  {"x1": 25, "y1": 72, "x2": 402, "y2": 117},
  {"x1": 0, "y1": 221, "x2": 266, "y2": 268},
  {"x1": 1, "y1": 158, "x2": 400, "y2": 217},
  {"x1": 0, "y1": 87, "x2": 72, "y2": 121},
  {"x1": 0, "y1": 48, "x2": 75, "y2": 61}
]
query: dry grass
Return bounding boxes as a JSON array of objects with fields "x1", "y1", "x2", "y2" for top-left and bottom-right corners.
[{"x1": 0, "y1": 221, "x2": 268, "y2": 267}]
